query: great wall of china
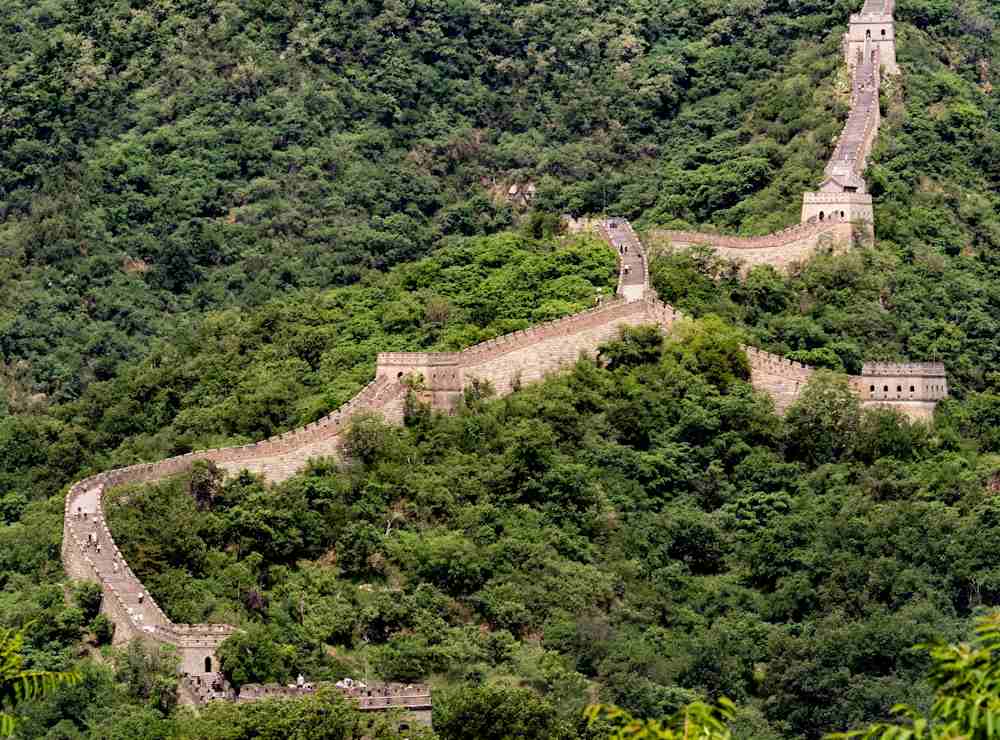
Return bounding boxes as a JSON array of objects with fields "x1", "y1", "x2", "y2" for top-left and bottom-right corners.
[
  {"x1": 60, "y1": 0, "x2": 948, "y2": 713},
  {"x1": 653, "y1": 0, "x2": 897, "y2": 272}
]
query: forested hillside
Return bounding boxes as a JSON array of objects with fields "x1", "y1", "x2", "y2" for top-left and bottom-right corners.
[
  {"x1": 7, "y1": 0, "x2": 976, "y2": 401},
  {"x1": 2, "y1": 0, "x2": 1000, "y2": 738}
]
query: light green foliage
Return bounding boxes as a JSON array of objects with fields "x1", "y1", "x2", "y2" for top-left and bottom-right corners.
[
  {"x1": 0, "y1": 624, "x2": 79, "y2": 737},
  {"x1": 833, "y1": 612, "x2": 1000, "y2": 740},
  {"x1": 585, "y1": 699, "x2": 735, "y2": 740}
]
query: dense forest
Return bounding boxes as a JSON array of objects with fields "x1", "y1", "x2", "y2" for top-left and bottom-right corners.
[{"x1": 1, "y1": 0, "x2": 1000, "y2": 737}]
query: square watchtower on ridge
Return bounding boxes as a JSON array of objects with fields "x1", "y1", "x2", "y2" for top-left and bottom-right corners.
[{"x1": 844, "y1": 0, "x2": 899, "y2": 74}]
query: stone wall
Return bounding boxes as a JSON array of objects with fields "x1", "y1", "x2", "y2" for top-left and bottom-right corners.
[
  {"x1": 649, "y1": 221, "x2": 856, "y2": 274},
  {"x1": 743, "y1": 346, "x2": 817, "y2": 414},
  {"x1": 61, "y1": 5, "x2": 924, "y2": 709},
  {"x1": 61, "y1": 373, "x2": 413, "y2": 706},
  {"x1": 857, "y1": 362, "x2": 949, "y2": 403}
]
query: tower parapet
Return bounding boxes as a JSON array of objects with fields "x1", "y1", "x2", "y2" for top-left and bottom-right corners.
[
  {"x1": 801, "y1": 192, "x2": 874, "y2": 229},
  {"x1": 844, "y1": 5, "x2": 899, "y2": 75},
  {"x1": 856, "y1": 361, "x2": 948, "y2": 420}
]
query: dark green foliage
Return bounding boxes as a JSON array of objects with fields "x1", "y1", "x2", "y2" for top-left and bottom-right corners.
[
  {"x1": 599, "y1": 326, "x2": 666, "y2": 371},
  {"x1": 71, "y1": 583, "x2": 102, "y2": 623},
  {"x1": 434, "y1": 684, "x2": 573, "y2": 740},
  {"x1": 784, "y1": 371, "x2": 863, "y2": 466},
  {"x1": 88, "y1": 615, "x2": 113, "y2": 647}
]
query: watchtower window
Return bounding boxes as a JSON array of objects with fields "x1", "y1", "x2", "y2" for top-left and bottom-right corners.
[
  {"x1": 841, "y1": 211, "x2": 846, "y2": 218},
  {"x1": 866, "y1": 30, "x2": 871, "y2": 39},
  {"x1": 819, "y1": 211, "x2": 825, "y2": 221},
  {"x1": 881, "y1": 29, "x2": 886, "y2": 37},
  {"x1": 910, "y1": 386, "x2": 915, "y2": 392},
  {"x1": 869, "y1": 385, "x2": 875, "y2": 392},
  {"x1": 897, "y1": 385, "x2": 902, "y2": 392},
  {"x1": 205, "y1": 657, "x2": 212, "y2": 673},
  {"x1": 883, "y1": 385, "x2": 889, "y2": 392}
]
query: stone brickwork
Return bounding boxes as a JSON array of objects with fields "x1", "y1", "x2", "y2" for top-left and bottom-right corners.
[
  {"x1": 855, "y1": 362, "x2": 949, "y2": 419},
  {"x1": 845, "y1": 0, "x2": 899, "y2": 74},
  {"x1": 651, "y1": 220, "x2": 856, "y2": 274},
  {"x1": 235, "y1": 682, "x2": 432, "y2": 712},
  {"x1": 742, "y1": 346, "x2": 817, "y2": 415}
]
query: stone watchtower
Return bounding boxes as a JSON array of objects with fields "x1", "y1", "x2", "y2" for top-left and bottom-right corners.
[
  {"x1": 856, "y1": 362, "x2": 948, "y2": 420},
  {"x1": 843, "y1": 1, "x2": 899, "y2": 75}
]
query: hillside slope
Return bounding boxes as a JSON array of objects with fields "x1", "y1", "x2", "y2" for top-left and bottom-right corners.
[{"x1": 0, "y1": 0, "x2": 903, "y2": 400}]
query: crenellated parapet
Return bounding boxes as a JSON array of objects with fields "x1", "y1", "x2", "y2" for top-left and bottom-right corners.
[
  {"x1": 845, "y1": 0, "x2": 899, "y2": 75},
  {"x1": 652, "y1": 219, "x2": 858, "y2": 275},
  {"x1": 61, "y1": 375, "x2": 413, "y2": 705}
]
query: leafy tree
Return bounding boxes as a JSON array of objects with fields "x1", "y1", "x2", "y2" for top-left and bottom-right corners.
[
  {"x1": 434, "y1": 684, "x2": 574, "y2": 740},
  {"x1": 0, "y1": 624, "x2": 79, "y2": 737},
  {"x1": 216, "y1": 625, "x2": 295, "y2": 690},
  {"x1": 599, "y1": 326, "x2": 666, "y2": 371},
  {"x1": 834, "y1": 612, "x2": 1000, "y2": 740},
  {"x1": 584, "y1": 699, "x2": 736, "y2": 740},
  {"x1": 785, "y1": 371, "x2": 863, "y2": 465}
]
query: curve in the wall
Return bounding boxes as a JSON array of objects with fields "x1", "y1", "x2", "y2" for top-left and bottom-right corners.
[{"x1": 62, "y1": 0, "x2": 939, "y2": 709}]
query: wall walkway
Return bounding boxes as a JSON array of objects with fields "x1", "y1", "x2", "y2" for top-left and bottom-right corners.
[{"x1": 61, "y1": 0, "x2": 938, "y2": 712}]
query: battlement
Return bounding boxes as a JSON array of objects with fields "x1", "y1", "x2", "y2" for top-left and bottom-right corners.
[
  {"x1": 861, "y1": 362, "x2": 947, "y2": 377},
  {"x1": 60, "y1": 4, "x2": 916, "y2": 710},
  {"x1": 235, "y1": 682, "x2": 432, "y2": 710},
  {"x1": 659, "y1": 219, "x2": 844, "y2": 251},
  {"x1": 652, "y1": 220, "x2": 857, "y2": 275}
]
